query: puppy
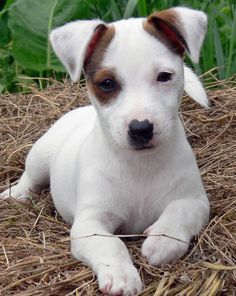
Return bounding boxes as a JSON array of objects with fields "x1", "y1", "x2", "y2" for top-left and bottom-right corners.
[{"x1": 1, "y1": 7, "x2": 210, "y2": 296}]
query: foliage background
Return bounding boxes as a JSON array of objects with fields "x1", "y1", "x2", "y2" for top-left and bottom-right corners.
[{"x1": 0, "y1": 0, "x2": 235, "y2": 93}]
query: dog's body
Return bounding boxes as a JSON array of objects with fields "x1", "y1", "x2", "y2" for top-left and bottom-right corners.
[{"x1": 1, "y1": 7, "x2": 210, "y2": 295}]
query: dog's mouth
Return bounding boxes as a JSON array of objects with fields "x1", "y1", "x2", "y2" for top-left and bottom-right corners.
[
  {"x1": 129, "y1": 138, "x2": 158, "y2": 151},
  {"x1": 128, "y1": 139, "x2": 159, "y2": 152},
  {"x1": 129, "y1": 144, "x2": 158, "y2": 153},
  {"x1": 134, "y1": 145, "x2": 155, "y2": 151}
]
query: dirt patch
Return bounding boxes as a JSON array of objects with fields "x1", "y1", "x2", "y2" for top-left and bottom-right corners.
[{"x1": 0, "y1": 78, "x2": 235, "y2": 295}]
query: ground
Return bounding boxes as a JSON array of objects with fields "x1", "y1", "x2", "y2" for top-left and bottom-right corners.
[{"x1": 0, "y1": 77, "x2": 235, "y2": 295}]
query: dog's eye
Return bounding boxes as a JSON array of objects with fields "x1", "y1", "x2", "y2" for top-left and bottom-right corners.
[
  {"x1": 98, "y1": 79, "x2": 116, "y2": 93},
  {"x1": 157, "y1": 72, "x2": 172, "y2": 82}
]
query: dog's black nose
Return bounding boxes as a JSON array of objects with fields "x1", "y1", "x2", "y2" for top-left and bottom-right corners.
[{"x1": 128, "y1": 119, "x2": 153, "y2": 146}]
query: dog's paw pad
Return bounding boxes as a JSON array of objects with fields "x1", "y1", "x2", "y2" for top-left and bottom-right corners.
[
  {"x1": 100, "y1": 281, "x2": 112, "y2": 294},
  {"x1": 97, "y1": 263, "x2": 142, "y2": 295},
  {"x1": 141, "y1": 234, "x2": 189, "y2": 265}
]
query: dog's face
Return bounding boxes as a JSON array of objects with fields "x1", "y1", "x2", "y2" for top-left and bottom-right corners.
[
  {"x1": 85, "y1": 19, "x2": 184, "y2": 150},
  {"x1": 50, "y1": 7, "x2": 208, "y2": 151}
]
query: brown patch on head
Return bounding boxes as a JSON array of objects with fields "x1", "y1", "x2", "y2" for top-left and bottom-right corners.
[
  {"x1": 84, "y1": 24, "x2": 108, "y2": 67},
  {"x1": 87, "y1": 68, "x2": 120, "y2": 105},
  {"x1": 143, "y1": 9, "x2": 189, "y2": 56},
  {"x1": 83, "y1": 24, "x2": 118, "y2": 105}
]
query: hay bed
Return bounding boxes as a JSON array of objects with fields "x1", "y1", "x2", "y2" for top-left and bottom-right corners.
[{"x1": 0, "y1": 78, "x2": 235, "y2": 296}]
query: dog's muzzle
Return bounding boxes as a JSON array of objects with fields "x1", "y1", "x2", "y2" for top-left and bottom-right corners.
[{"x1": 128, "y1": 119, "x2": 154, "y2": 149}]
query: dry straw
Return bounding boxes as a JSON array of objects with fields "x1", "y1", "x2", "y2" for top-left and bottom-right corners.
[{"x1": 0, "y1": 74, "x2": 235, "y2": 295}]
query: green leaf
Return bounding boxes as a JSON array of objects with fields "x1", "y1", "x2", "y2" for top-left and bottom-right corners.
[
  {"x1": 8, "y1": 0, "x2": 90, "y2": 72},
  {"x1": 0, "y1": 12, "x2": 10, "y2": 46},
  {"x1": 123, "y1": 0, "x2": 138, "y2": 19},
  {"x1": 213, "y1": 19, "x2": 225, "y2": 79},
  {"x1": 226, "y1": 5, "x2": 236, "y2": 77},
  {"x1": 109, "y1": 0, "x2": 122, "y2": 20},
  {"x1": 0, "y1": 47, "x2": 16, "y2": 93},
  {"x1": 137, "y1": 0, "x2": 147, "y2": 16},
  {"x1": 0, "y1": 0, "x2": 18, "y2": 17},
  {"x1": 0, "y1": 84, "x2": 4, "y2": 93}
]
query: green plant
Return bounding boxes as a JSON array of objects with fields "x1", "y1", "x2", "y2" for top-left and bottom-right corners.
[{"x1": 0, "y1": 0, "x2": 235, "y2": 93}]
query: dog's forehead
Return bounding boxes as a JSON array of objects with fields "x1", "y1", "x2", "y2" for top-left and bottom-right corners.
[
  {"x1": 111, "y1": 17, "x2": 145, "y2": 33},
  {"x1": 104, "y1": 18, "x2": 181, "y2": 72},
  {"x1": 85, "y1": 18, "x2": 183, "y2": 105}
]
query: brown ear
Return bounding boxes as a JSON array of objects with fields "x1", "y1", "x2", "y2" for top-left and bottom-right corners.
[
  {"x1": 84, "y1": 24, "x2": 108, "y2": 67},
  {"x1": 145, "y1": 7, "x2": 207, "y2": 63},
  {"x1": 147, "y1": 10, "x2": 189, "y2": 56}
]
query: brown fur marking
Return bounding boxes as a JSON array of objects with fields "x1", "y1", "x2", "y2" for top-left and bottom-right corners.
[
  {"x1": 143, "y1": 9, "x2": 188, "y2": 56},
  {"x1": 87, "y1": 68, "x2": 120, "y2": 105},
  {"x1": 84, "y1": 25, "x2": 118, "y2": 105}
]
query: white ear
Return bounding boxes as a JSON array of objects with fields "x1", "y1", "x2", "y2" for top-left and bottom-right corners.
[
  {"x1": 50, "y1": 20, "x2": 105, "y2": 82},
  {"x1": 184, "y1": 65, "x2": 209, "y2": 108},
  {"x1": 173, "y1": 7, "x2": 207, "y2": 63}
]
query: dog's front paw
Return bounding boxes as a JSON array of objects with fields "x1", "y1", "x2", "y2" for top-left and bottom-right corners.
[
  {"x1": 141, "y1": 228, "x2": 189, "y2": 266},
  {"x1": 0, "y1": 185, "x2": 27, "y2": 201},
  {"x1": 97, "y1": 262, "x2": 142, "y2": 296}
]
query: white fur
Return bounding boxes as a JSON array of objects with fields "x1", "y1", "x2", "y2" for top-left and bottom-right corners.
[
  {"x1": 184, "y1": 65, "x2": 209, "y2": 108},
  {"x1": 50, "y1": 20, "x2": 104, "y2": 82},
  {"x1": 1, "y1": 7, "x2": 209, "y2": 296},
  {"x1": 172, "y1": 7, "x2": 207, "y2": 63}
]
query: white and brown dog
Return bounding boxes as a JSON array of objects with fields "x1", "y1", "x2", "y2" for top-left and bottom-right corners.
[{"x1": 1, "y1": 7, "x2": 210, "y2": 295}]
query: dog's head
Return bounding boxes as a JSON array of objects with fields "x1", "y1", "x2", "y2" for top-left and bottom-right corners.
[{"x1": 50, "y1": 7, "x2": 208, "y2": 151}]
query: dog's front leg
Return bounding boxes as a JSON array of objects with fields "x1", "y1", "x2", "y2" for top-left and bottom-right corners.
[
  {"x1": 71, "y1": 212, "x2": 142, "y2": 295},
  {"x1": 142, "y1": 197, "x2": 209, "y2": 265}
]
